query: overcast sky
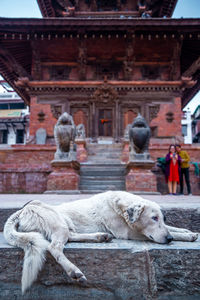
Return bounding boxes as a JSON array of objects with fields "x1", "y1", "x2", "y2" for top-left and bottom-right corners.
[{"x1": 0, "y1": 0, "x2": 199, "y2": 111}]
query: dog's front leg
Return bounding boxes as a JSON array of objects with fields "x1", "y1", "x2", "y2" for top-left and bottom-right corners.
[
  {"x1": 48, "y1": 231, "x2": 87, "y2": 283},
  {"x1": 169, "y1": 231, "x2": 198, "y2": 242},
  {"x1": 166, "y1": 226, "x2": 198, "y2": 242},
  {"x1": 68, "y1": 232, "x2": 113, "y2": 243},
  {"x1": 166, "y1": 225, "x2": 195, "y2": 234}
]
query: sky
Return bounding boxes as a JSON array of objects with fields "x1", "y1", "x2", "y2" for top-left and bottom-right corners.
[{"x1": 0, "y1": 0, "x2": 199, "y2": 112}]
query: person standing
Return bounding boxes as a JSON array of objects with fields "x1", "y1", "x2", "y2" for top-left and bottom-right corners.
[
  {"x1": 165, "y1": 144, "x2": 181, "y2": 195},
  {"x1": 175, "y1": 144, "x2": 191, "y2": 195}
]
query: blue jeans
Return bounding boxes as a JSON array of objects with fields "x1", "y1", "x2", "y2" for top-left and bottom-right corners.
[{"x1": 180, "y1": 168, "x2": 191, "y2": 194}]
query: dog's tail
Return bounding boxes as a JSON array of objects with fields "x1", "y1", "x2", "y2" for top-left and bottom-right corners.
[{"x1": 3, "y1": 210, "x2": 49, "y2": 294}]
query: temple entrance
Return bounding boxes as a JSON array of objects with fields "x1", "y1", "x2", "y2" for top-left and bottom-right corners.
[{"x1": 98, "y1": 109, "x2": 113, "y2": 137}]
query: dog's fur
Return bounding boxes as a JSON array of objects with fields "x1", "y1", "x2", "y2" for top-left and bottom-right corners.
[{"x1": 4, "y1": 191, "x2": 198, "y2": 294}]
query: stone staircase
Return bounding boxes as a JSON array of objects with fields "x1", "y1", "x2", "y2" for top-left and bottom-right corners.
[{"x1": 79, "y1": 142, "x2": 126, "y2": 193}]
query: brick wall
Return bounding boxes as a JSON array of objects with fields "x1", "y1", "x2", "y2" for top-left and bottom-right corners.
[
  {"x1": 0, "y1": 144, "x2": 199, "y2": 194},
  {"x1": 29, "y1": 96, "x2": 57, "y2": 137},
  {"x1": 150, "y1": 97, "x2": 182, "y2": 138}
]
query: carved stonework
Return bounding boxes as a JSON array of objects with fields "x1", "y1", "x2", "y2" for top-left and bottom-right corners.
[
  {"x1": 92, "y1": 81, "x2": 118, "y2": 103},
  {"x1": 54, "y1": 112, "x2": 76, "y2": 161},
  {"x1": 149, "y1": 105, "x2": 160, "y2": 122},
  {"x1": 51, "y1": 105, "x2": 62, "y2": 119}
]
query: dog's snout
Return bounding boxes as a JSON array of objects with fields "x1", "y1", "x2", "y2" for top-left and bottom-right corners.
[{"x1": 166, "y1": 234, "x2": 173, "y2": 244}]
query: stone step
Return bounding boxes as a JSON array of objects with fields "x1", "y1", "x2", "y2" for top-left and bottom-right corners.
[
  {"x1": 80, "y1": 165, "x2": 126, "y2": 174},
  {"x1": 80, "y1": 179, "x2": 125, "y2": 185},
  {"x1": 0, "y1": 233, "x2": 199, "y2": 299},
  {"x1": 79, "y1": 184, "x2": 126, "y2": 191},
  {"x1": 80, "y1": 176, "x2": 125, "y2": 181}
]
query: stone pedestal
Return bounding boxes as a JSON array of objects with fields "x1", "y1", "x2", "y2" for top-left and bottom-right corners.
[
  {"x1": 126, "y1": 160, "x2": 158, "y2": 193},
  {"x1": 121, "y1": 140, "x2": 129, "y2": 163},
  {"x1": 76, "y1": 139, "x2": 88, "y2": 162},
  {"x1": 46, "y1": 160, "x2": 80, "y2": 192}
]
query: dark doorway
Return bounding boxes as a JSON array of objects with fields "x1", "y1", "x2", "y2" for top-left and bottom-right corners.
[{"x1": 98, "y1": 109, "x2": 113, "y2": 136}]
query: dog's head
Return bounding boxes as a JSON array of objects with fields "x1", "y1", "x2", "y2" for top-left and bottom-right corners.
[{"x1": 116, "y1": 193, "x2": 173, "y2": 244}]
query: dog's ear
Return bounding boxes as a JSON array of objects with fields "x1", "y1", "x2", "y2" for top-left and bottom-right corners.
[{"x1": 125, "y1": 204, "x2": 145, "y2": 224}]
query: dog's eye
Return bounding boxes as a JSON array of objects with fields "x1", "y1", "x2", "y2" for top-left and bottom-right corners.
[{"x1": 152, "y1": 216, "x2": 158, "y2": 222}]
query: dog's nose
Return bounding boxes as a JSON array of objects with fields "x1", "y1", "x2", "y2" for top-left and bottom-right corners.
[{"x1": 166, "y1": 235, "x2": 173, "y2": 244}]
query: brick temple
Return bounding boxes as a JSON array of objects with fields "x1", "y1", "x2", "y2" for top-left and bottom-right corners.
[{"x1": 0, "y1": 0, "x2": 199, "y2": 194}]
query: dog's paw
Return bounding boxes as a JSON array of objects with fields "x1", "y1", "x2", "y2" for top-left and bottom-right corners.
[
  {"x1": 70, "y1": 270, "x2": 87, "y2": 283},
  {"x1": 97, "y1": 233, "x2": 113, "y2": 243},
  {"x1": 190, "y1": 233, "x2": 198, "y2": 242}
]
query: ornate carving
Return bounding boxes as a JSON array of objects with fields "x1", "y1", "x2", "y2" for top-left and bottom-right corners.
[
  {"x1": 76, "y1": 124, "x2": 86, "y2": 139},
  {"x1": 78, "y1": 40, "x2": 87, "y2": 80},
  {"x1": 123, "y1": 40, "x2": 134, "y2": 80},
  {"x1": 92, "y1": 80, "x2": 118, "y2": 103},
  {"x1": 149, "y1": 105, "x2": 160, "y2": 122},
  {"x1": 31, "y1": 41, "x2": 41, "y2": 80},
  {"x1": 123, "y1": 60, "x2": 134, "y2": 80},
  {"x1": 51, "y1": 105, "x2": 62, "y2": 119},
  {"x1": 170, "y1": 41, "x2": 182, "y2": 80}
]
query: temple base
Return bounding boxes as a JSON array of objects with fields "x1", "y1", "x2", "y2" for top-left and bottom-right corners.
[
  {"x1": 126, "y1": 160, "x2": 157, "y2": 193},
  {"x1": 47, "y1": 160, "x2": 80, "y2": 191}
]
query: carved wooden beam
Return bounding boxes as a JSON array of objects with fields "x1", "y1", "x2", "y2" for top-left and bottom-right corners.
[
  {"x1": 0, "y1": 43, "x2": 30, "y2": 79},
  {"x1": 31, "y1": 41, "x2": 41, "y2": 80},
  {"x1": 182, "y1": 56, "x2": 200, "y2": 77},
  {"x1": 170, "y1": 40, "x2": 182, "y2": 80},
  {"x1": 78, "y1": 39, "x2": 87, "y2": 80}
]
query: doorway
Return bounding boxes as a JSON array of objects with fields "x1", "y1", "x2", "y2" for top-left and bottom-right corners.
[{"x1": 98, "y1": 109, "x2": 113, "y2": 137}]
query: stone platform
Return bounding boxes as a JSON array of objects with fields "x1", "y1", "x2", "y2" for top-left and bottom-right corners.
[
  {"x1": 0, "y1": 234, "x2": 200, "y2": 300},
  {"x1": 0, "y1": 194, "x2": 200, "y2": 299}
]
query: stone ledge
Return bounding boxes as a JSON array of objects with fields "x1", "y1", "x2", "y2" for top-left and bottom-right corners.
[{"x1": 0, "y1": 234, "x2": 200, "y2": 300}]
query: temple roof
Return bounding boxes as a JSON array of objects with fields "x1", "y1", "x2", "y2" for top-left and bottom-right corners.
[
  {"x1": 37, "y1": 0, "x2": 178, "y2": 18},
  {"x1": 0, "y1": 17, "x2": 199, "y2": 107}
]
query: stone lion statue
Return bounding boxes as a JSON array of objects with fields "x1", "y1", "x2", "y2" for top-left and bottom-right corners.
[
  {"x1": 76, "y1": 123, "x2": 86, "y2": 139},
  {"x1": 54, "y1": 112, "x2": 76, "y2": 160},
  {"x1": 129, "y1": 114, "x2": 151, "y2": 159}
]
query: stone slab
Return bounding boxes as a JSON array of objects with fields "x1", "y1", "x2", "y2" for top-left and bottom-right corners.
[{"x1": 0, "y1": 234, "x2": 200, "y2": 300}]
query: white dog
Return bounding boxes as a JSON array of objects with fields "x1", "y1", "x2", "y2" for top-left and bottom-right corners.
[{"x1": 4, "y1": 191, "x2": 198, "y2": 294}]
